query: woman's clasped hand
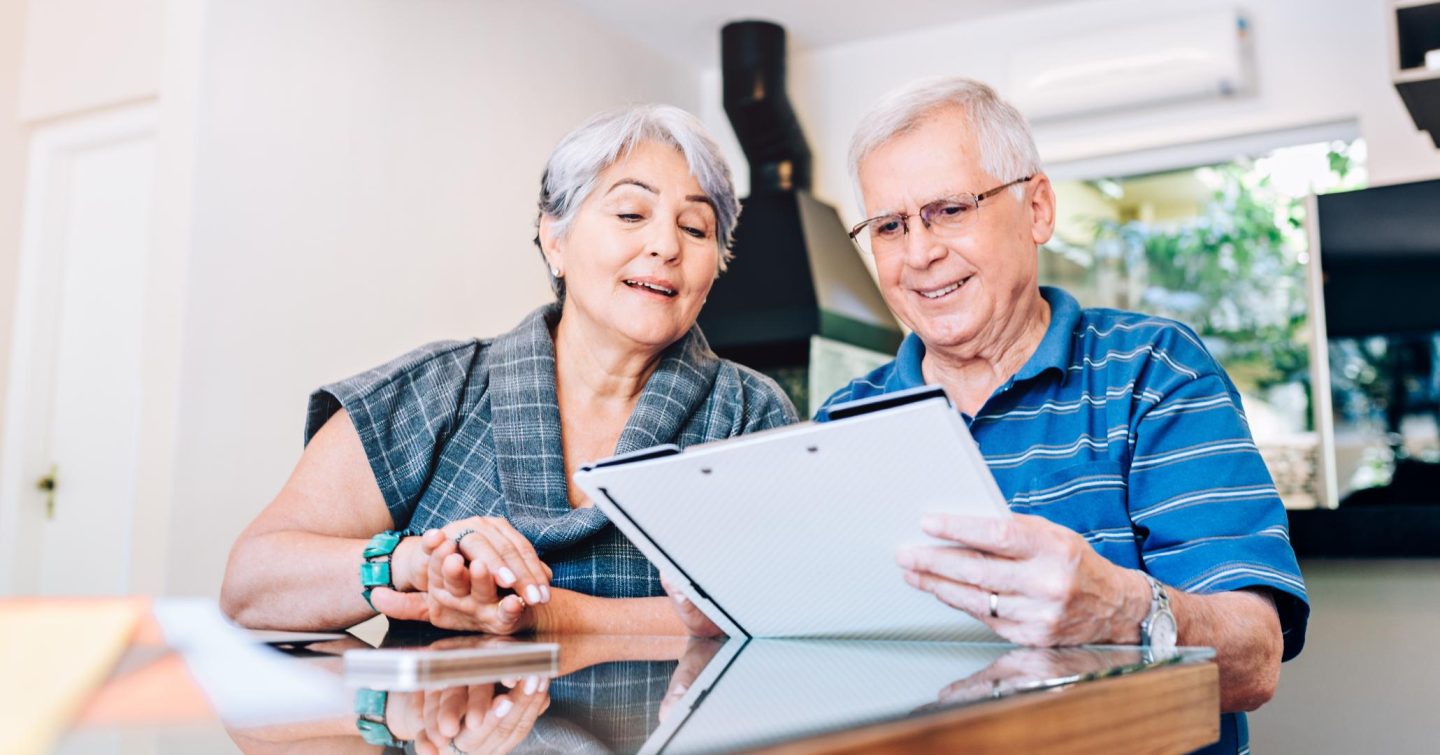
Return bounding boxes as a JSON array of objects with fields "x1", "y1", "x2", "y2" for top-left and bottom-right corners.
[{"x1": 371, "y1": 518, "x2": 554, "y2": 635}]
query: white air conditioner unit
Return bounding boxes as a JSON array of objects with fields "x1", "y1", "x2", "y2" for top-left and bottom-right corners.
[{"x1": 1007, "y1": 9, "x2": 1251, "y2": 122}]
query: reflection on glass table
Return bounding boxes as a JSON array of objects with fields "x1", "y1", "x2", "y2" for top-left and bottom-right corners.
[{"x1": 221, "y1": 627, "x2": 1212, "y2": 755}]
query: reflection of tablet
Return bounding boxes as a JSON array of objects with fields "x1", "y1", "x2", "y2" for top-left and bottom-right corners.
[
  {"x1": 343, "y1": 643, "x2": 558, "y2": 691},
  {"x1": 575, "y1": 386, "x2": 1009, "y2": 642},
  {"x1": 643, "y1": 639, "x2": 1010, "y2": 755}
]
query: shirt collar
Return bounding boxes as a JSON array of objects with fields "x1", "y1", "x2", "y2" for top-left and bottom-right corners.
[
  {"x1": 891, "y1": 331, "x2": 928, "y2": 390},
  {"x1": 1012, "y1": 286, "x2": 1081, "y2": 382},
  {"x1": 889, "y1": 285, "x2": 1081, "y2": 390}
]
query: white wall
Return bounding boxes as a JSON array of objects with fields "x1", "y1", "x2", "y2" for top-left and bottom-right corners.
[
  {"x1": 16, "y1": 0, "x2": 163, "y2": 121},
  {"x1": 161, "y1": 0, "x2": 702, "y2": 595},
  {"x1": 698, "y1": 0, "x2": 1440, "y2": 223}
]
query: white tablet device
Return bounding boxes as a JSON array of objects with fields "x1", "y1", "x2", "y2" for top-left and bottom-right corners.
[{"x1": 573, "y1": 385, "x2": 1010, "y2": 643}]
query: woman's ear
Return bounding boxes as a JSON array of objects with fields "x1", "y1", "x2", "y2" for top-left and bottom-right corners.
[{"x1": 538, "y1": 215, "x2": 564, "y2": 276}]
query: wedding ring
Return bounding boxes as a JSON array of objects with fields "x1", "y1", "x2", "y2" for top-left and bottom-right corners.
[
  {"x1": 453, "y1": 528, "x2": 476, "y2": 548},
  {"x1": 449, "y1": 739, "x2": 468, "y2": 754},
  {"x1": 988, "y1": 592, "x2": 1000, "y2": 619}
]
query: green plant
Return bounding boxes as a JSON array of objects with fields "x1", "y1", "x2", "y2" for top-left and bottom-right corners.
[{"x1": 1079, "y1": 143, "x2": 1364, "y2": 399}]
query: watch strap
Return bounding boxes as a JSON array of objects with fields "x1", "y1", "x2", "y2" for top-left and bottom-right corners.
[{"x1": 360, "y1": 530, "x2": 402, "y2": 609}]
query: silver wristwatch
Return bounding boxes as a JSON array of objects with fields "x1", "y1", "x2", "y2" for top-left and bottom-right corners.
[{"x1": 1139, "y1": 573, "x2": 1177, "y2": 658}]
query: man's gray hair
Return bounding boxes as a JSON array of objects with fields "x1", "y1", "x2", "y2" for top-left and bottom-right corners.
[
  {"x1": 534, "y1": 104, "x2": 740, "y2": 300},
  {"x1": 848, "y1": 76, "x2": 1042, "y2": 210}
]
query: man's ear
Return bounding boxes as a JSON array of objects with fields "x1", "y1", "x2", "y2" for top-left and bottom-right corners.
[
  {"x1": 1028, "y1": 173, "x2": 1057, "y2": 247},
  {"x1": 538, "y1": 214, "x2": 564, "y2": 273}
]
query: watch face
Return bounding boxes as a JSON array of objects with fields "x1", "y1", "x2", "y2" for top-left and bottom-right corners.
[{"x1": 1149, "y1": 612, "x2": 1178, "y2": 657}]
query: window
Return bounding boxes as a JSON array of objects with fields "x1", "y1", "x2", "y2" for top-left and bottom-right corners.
[{"x1": 1043, "y1": 138, "x2": 1368, "y2": 508}]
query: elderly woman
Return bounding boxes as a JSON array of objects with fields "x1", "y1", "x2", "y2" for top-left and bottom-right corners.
[{"x1": 221, "y1": 105, "x2": 796, "y2": 636}]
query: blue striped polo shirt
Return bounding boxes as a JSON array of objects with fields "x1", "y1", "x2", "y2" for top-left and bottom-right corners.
[{"x1": 819, "y1": 286, "x2": 1308, "y2": 755}]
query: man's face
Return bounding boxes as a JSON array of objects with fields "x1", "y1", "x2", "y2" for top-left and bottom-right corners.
[{"x1": 856, "y1": 107, "x2": 1053, "y2": 358}]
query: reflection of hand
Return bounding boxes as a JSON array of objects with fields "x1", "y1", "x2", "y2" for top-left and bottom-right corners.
[
  {"x1": 930, "y1": 647, "x2": 1120, "y2": 707},
  {"x1": 660, "y1": 572, "x2": 724, "y2": 638},
  {"x1": 659, "y1": 638, "x2": 724, "y2": 723},
  {"x1": 896, "y1": 513, "x2": 1146, "y2": 647},
  {"x1": 387, "y1": 679, "x2": 551, "y2": 755}
]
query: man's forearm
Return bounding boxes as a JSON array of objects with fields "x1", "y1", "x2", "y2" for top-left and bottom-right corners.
[{"x1": 1168, "y1": 586, "x2": 1282, "y2": 712}]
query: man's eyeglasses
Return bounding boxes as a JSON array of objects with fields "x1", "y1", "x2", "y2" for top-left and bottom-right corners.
[{"x1": 848, "y1": 175, "x2": 1034, "y2": 255}]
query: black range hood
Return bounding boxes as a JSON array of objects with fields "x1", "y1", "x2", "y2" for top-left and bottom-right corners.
[{"x1": 698, "y1": 21, "x2": 901, "y2": 389}]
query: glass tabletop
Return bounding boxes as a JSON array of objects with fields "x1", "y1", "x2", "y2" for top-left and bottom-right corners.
[
  {"x1": 63, "y1": 624, "x2": 1214, "y2": 755},
  {"x1": 213, "y1": 625, "x2": 1209, "y2": 755}
]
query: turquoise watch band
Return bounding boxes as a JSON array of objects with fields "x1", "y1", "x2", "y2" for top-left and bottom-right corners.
[
  {"x1": 354, "y1": 688, "x2": 398, "y2": 746},
  {"x1": 360, "y1": 530, "x2": 402, "y2": 610}
]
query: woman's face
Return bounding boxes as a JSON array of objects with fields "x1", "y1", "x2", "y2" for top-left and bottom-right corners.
[{"x1": 545, "y1": 141, "x2": 721, "y2": 353}]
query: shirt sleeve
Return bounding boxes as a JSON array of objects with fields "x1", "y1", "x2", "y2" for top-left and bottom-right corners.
[
  {"x1": 1126, "y1": 341, "x2": 1310, "y2": 661},
  {"x1": 305, "y1": 340, "x2": 479, "y2": 530}
]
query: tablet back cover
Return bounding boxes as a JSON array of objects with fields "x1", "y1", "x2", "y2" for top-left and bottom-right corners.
[{"x1": 576, "y1": 398, "x2": 1008, "y2": 642}]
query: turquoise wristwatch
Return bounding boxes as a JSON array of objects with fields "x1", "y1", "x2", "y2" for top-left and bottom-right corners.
[
  {"x1": 354, "y1": 688, "x2": 398, "y2": 746},
  {"x1": 360, "y1": 530, "x2": 403, "y2": 610}
]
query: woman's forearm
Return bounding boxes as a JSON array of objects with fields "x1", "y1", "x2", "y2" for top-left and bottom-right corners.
[
  {"x1": 221, "y1": 530, "x2": 420, "y2": 631},
  {"x1": 530, "y1": 589, "x2": 692, "y2": 636}
]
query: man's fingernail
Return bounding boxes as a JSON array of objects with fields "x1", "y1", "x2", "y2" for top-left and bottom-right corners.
[
  {"x1": 497, "y1": 568, "x2": 517, "y2": 586},
  {"x1": 673, "y1": 684, "x2": 688, "y2": 696},
  {"x1": 540, "y1": 585, "x2": 551, "y2": 603},
  {"x1": 896, "y1": 549, "x2": 915, "y2": 568},
  {"x1": 526, "y1": 585, "x2": 541, "y2": 604},
  {"x1": 903, "y1": 570, "x2": 921, "y2": 587},
  {"x1": 673, "y1": 592, "x2": 689, "y2": 604},
  {"x1": 921, "y1": 514, "x2": 943, "y2": 533},
  {"x1": 493, "y1": 698, "x2": 513, "y2": 718}
]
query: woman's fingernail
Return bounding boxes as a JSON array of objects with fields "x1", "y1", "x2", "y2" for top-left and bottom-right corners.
[
  {"x1": 540, "y1": 585, "x2": 551, "y2": 603},
  {"x1": 524, "y1": 676, "x2": 539, "y2": 695},
  {"x1": 673, "y1": 592, "x2": 689, "y2": 604},
  {"x1": 497, "y1": 567, "x2": 517, "y2": 586},
  {"x1": 493, "y1": 698, "x2": 513, "y2": 718},
  {"x1": 526, "y1": 585, "x2": 541, "y2": 604},
  {"x1": 672, "y1": 684, "x2": 688, "y2": 696}
]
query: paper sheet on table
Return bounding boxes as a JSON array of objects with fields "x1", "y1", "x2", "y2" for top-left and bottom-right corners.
[
  {"x1": 151, "y1": 598, "x2": 349, "y2": 726},
  {"x1": 0, "y1": 599, "x2": 144, "y2": 754}
]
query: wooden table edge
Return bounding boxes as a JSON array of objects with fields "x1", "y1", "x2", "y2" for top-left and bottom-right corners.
[{"x1": 752, "y1": 661, "x2": 1220, "y2": 755}]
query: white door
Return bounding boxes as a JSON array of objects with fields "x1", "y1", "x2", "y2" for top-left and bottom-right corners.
[{"x1": 0, "y1": 105, "x2": 156, "y2": 596}]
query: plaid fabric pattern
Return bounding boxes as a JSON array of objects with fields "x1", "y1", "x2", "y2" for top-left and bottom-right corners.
[
  {"x1": 306, "y1": 302, "x2": 797, "y2": 599},
  {"x1": 516, "y1": 660, "x2": 676, "y2": 754}
]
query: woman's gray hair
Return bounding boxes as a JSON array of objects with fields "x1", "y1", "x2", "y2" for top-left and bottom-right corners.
[
  {"x1": 847, "y1": 76, "x2": 1042, "y2": 209},
  {"x1": 534, "y1": 104, "x2": 741, "y2": 300}
]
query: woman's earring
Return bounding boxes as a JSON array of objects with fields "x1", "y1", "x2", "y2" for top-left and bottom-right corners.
[{"x1": 550, "y1": 265, "x2": 562, "y2": 278}]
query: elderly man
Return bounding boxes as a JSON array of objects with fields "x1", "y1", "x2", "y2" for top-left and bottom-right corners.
[{"x1": 820, "y1": 77, "x2": 1307, "y2": 755}]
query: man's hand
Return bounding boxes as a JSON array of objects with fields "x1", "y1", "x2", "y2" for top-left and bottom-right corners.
[{"x1": 896, "y1": 513, "x2": 1148, "y2": 646}]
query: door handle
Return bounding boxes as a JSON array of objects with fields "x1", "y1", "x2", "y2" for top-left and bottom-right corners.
[{"x1": 35, "y1": 465, "x2": 56, "y2": 519}]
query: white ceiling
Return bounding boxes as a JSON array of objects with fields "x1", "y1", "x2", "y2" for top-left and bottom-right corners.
[{"x1": 559, "y1": 0, "x2": 1084, "y2": 68}]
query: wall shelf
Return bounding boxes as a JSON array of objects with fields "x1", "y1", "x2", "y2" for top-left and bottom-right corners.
[{"x1": 1391, "y1": 1, "x2": 1440, "y2": 146}]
